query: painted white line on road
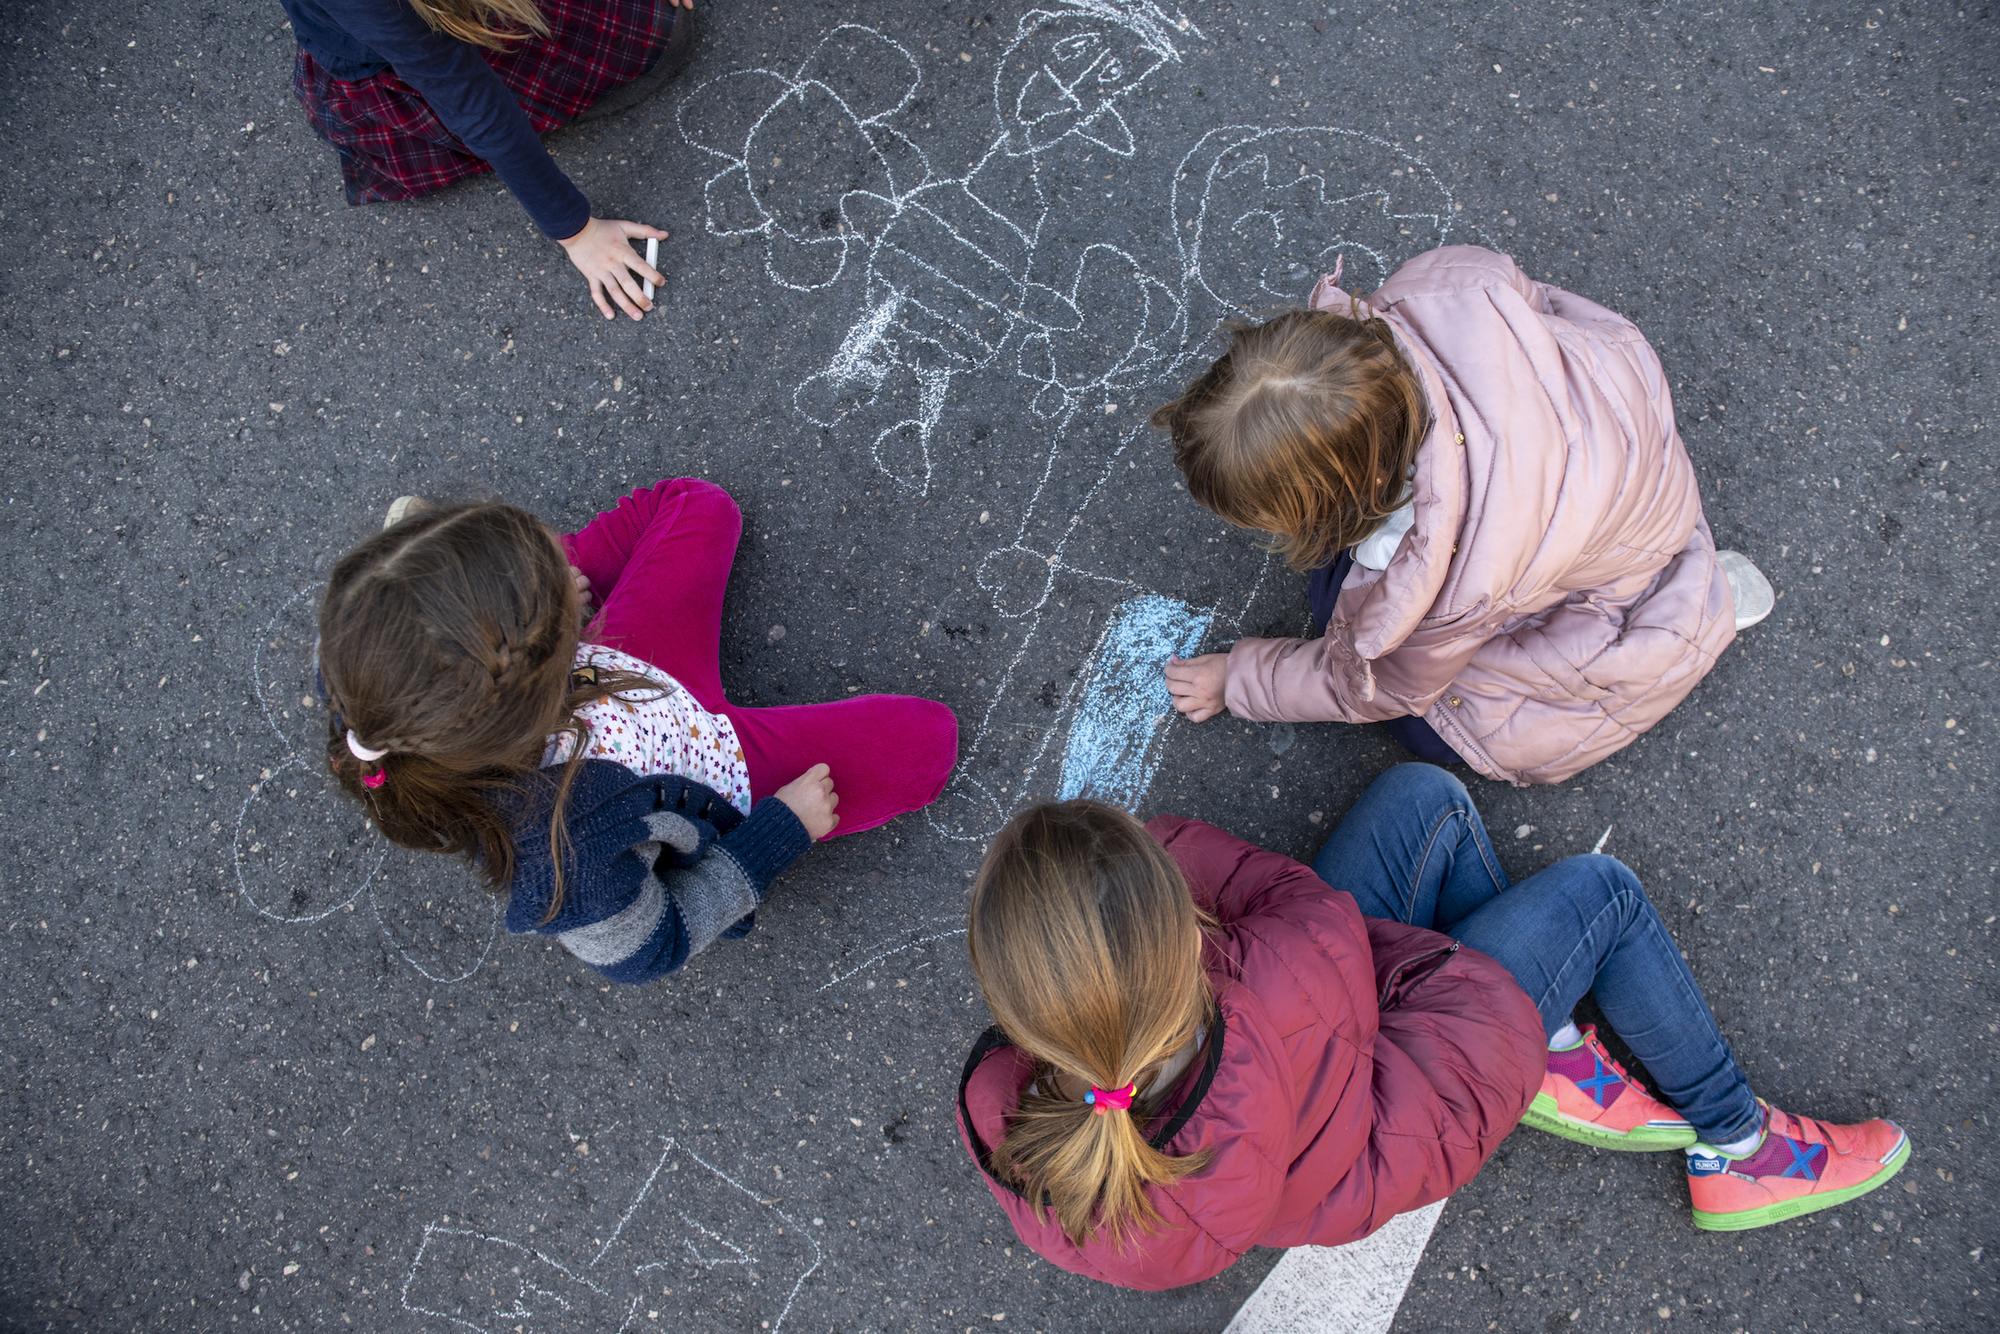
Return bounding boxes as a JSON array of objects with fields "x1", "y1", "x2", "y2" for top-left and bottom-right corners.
[{"x1": 1223, "y1": 1201, "x2": 1446, "y2": 1334}]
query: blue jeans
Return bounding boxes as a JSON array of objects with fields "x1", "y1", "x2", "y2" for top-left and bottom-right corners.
[{"x1": 1312, "y1": 763, "x2": 1762, "y2": 1144}]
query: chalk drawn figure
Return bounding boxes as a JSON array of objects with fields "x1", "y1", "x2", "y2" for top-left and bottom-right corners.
[
  {"x1": 401, "y1": 1136, "x2": 821, "y2": 1333},
  {"x1": 679, "y1": 13, "x2": 1479, "y2": 843},
  {"x1": 233, "y1": 586, "x2": 500, "y2": 983},
  {"x1": 679, "y1": 6, "x2": 1196, "y2": 494}
]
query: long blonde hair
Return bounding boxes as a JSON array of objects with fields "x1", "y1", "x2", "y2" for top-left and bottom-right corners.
[
  {"x1": 1152, "y1": 308, "x2": 1429, "y2": 571},
  {"x1": 967, "y1": 801, "x2": 1214, "y2": 1246},
  {"x1": 407, "y1": 0, "x2": 549, "y2": 51}
]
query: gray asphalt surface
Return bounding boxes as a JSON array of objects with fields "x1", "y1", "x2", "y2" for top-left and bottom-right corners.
[{"x1": 2, "y1": 1, "x2": 1994, "y2": 1330}]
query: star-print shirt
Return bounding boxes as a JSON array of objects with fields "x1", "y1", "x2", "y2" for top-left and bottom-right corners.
[{"x1": 543, "y1": 643, "x2": 752, "y2": 816}]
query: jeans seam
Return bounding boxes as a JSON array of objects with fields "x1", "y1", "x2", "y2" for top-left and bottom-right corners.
[
  {"x1": 1405, "y1": 807, "x2": 1463, "y2": 920},
  {"x1": 1532, "y1": 890, "x2": 1629, "y2": 1022},
  {"x1": 1635, "y1": 910, "x2": 1759, "y2": 1140},
  {"x1": 1408, "y1": 806, "x2": 1507, "y2": 923}
]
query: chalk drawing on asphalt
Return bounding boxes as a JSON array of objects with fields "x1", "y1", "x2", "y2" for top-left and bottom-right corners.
[
  {"x1": 401, "y1": 1136, "x2": 821, "y2": 1333},
  {"x1": 679, "y1": 8, "x2": 1197, "y2": 498},
  {"x1": 235, "y1": 585, "x2": 501, "y2": 985},
  {"x1": 681, "y1": 14, "x2": 1474, "y2": 847}
]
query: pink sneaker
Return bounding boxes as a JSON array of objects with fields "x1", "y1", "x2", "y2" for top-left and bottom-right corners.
[
  {"x1": 1518, "y1": 1025, "x2": 1696, "y2": 1152},
  {"x1": 1687, "y1": 1103, "x2": 1909, "y2": 1231}
]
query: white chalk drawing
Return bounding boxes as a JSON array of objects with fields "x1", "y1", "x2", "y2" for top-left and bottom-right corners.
[
  {"x1": 679, "y1": 7, "x2": 1197, "y2": 497},
  {"x1": 814, "y1": 914, "x2": 969, "y2": 995},
  {"x1": 681, "y1": 14, "x2": 1473, "y2": 845},
  {"x1": 234, "y1": 585, "x2": 501, "y2": 984},
  {"x1": 401, "y1": 1136, "x2": 821, "y2": 1333}
]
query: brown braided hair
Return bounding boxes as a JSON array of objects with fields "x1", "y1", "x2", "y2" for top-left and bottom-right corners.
[
  {"x1": 1152, "y1": 307, "x2": 1430, "y2": 572},
  {"x1": 318, "y1": 501, "x2": 651, "y2": 918}
]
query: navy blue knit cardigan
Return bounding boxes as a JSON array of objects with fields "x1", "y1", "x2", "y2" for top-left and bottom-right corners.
[{"x1": 506, "y1": 760, "x2": 812, "y2": 984}]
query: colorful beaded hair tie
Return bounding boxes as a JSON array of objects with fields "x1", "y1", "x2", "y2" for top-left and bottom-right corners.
[{"x1": 1083, "y1": 1082, "x2": 1137, "y2": 1116}]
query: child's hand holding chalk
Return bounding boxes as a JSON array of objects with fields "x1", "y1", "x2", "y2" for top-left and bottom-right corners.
[{"x1": 557, "y1": 217, "x2": 667, "y2": 321}]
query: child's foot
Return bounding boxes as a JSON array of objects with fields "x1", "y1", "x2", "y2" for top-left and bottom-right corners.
[
  {"x1": 1519, "y1": 1024, "x2": 1697, "y2": 1151},
  {"x1": 1717, "y1": 549, "x2": 1775, "y2": 630},
  {"x1": 1687, "y1": 1103, "x2": 1910, "y2": 1232},
  {"x1": 383, "y1": 496, "x2": 431, "y2": 530}
]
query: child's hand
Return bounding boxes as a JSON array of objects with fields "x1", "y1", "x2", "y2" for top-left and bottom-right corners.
[
  {"x1": 568, "y1": 563, "x2": 594, "y2": 621},
  {"x1": 1165, "y1": 654, "x2": 1230, "y2": 723},
  {"x1": 775, "y1": 763, "x2": 840, "y2": 840},
  {"x1": 558, "y1": 217, "x2": 668, "y2": 321}
]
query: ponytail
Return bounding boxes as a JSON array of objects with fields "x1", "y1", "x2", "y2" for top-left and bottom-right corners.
[
  {"x1": 968, "y1": 801, "x2": 1215, "y2": 1247},
  {"x1": 990, "y1": 1068, "x2": 1210, "y2": 1246}
]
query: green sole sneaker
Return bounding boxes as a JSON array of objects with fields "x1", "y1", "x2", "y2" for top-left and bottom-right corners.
[
  {"x1": 1519, "y1": 1091, "x2": 1700, "y2": 1152},
  {"x1": 1691, "y1": 1132, "x2": 1912, "y2": 1232}
]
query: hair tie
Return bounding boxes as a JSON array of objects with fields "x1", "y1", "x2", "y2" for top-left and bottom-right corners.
[
  {"x1": 346, "y1": 729, "x2": 389, "y2": 763},
  {"x1": 361, "y1": 766, "x2": 387, "y2": 790},
  {"x1": 1083, "y1": 1082, "x2": 1137, "y2": 1116}
]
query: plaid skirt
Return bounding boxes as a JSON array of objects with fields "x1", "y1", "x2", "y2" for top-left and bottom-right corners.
[{"x1": 291, "y1": 0, "x2": 670, "y2": 205}]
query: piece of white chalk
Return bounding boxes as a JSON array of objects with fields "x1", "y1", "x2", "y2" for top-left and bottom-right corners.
[{"x1": 643, "y1": 237, "x2": 659, "y2": 301}]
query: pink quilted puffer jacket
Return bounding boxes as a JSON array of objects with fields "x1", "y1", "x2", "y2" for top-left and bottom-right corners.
[{"x1": 1223, "y1": 247, "x2": 1737, "y2": 785}]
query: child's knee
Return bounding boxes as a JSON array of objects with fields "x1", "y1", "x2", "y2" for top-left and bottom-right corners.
[
  {"x1": 673, "y1": 477, "x2": 743, "y2": 535},
  {"x1": 1556, "y1": 852, "x2": 1646, "y2": 907},
  {"x1": 1374, "y1": 761, "x2": 1473, "y2": 812}
]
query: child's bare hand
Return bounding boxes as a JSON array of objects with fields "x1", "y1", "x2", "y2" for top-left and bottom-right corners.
[
  {"x1": 558, "y1": 217, "x2": 667, "y2": 320},
  {"x1": 1165, "y1": 654, "x2": 1230, "y2": 723},
  {"x1": 774, "y1": 763, "x2": 840, "y2": 840}
]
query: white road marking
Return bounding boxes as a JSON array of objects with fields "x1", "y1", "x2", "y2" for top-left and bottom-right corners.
[{"x1": 1223, "y1": 1201, "x2": 1445, "y2": 1334}]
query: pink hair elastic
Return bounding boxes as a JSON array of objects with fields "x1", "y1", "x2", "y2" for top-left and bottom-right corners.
[
  {"x1": 361, "y1": 766, "x2": 387, "y2": 790},
  {"x1": 1084, "y1": 1082, "x2": 1136, "y2": 1116}
]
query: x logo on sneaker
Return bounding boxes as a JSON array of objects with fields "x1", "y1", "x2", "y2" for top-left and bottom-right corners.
[
  {"x1": 1781, "y1": 1139, "x2": 1825, "y2": 1181},
  {"x1": 1577, "y1": 1056, "x2": 1624, "y2": 1108}
]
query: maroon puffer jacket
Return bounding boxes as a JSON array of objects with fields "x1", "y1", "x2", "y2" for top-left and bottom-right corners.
[{"x1": 956, "y1": 815, "x2": 1544, "y2": 1290}]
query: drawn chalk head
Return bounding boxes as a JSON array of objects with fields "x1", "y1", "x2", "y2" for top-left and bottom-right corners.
[
  {"x1": 997, "y1": 3, "x2": 1194, "y2": 155},
  {"x1": 1171, "y1": 127, "x2": 1461, "y2": 318},
  {"x1": 678, "y1": 25, "x2": 926, "y2": 291}
]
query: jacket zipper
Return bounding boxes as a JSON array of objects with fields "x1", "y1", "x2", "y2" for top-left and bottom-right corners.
[{"x1": 1378, "y1": 940, "x2": 1462, "y2": 1007}]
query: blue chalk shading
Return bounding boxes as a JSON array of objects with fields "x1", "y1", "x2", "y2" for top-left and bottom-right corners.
[{"x1": 1057, "y1": 594, "x2": 1215, "y2": 809}]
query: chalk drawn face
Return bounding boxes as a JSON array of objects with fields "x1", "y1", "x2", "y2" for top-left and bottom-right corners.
[
  {"x1": 997, "y1": 12, "x2": 1165, "y2": 154},
  {"x1": 1172, "y1": 127, "x2": 1462, "y2": 316}
]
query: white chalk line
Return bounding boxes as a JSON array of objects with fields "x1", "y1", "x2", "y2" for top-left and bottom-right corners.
[
  {"x1": 816, "y1": 923, "x2": 970, "y2": 994},
  {"x1": 402, "y1": 1224, "x2": 611, "y2": 1334},
  {"x1": 402, "y1": 1136, "x2": 823, "y2": 1333},
  {"x1": 237, "y1": 586, "x2": 501, "y2": 984},
  {"x1": 671, "y1": 1139, "x2": 824, "y2": 1333}
]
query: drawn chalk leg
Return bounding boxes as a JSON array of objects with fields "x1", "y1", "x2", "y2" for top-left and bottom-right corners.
[
  {"x1": 1223, "y1": 1201, "x2": 1445, "y2": 1334},
  {"x1": 1057, "y1": 593, "x2": 1214, "y2": 808}
]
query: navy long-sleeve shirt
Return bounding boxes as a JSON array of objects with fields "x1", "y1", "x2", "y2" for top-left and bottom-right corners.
[{"x1": 282, "y1": 0, "x2": 591, "y2": 238}]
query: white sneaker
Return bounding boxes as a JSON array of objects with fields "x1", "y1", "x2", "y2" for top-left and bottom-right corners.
[
  {"x1": 1718, "y1": 550, "x2": 1775, "y2": 631},
  {"x1": 383, "y1": 496, "x2": 430, "y2": 530}
]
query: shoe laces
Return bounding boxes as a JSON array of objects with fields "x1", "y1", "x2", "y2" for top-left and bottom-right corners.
[{"x1": 1580, "y1": 1024, "x2": 1651, "y2": 1096}]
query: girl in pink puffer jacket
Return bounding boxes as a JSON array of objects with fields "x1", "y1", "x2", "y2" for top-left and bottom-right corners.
[{"x1": 1155, "y1": 246, "x2": 1773, "y2": 785}]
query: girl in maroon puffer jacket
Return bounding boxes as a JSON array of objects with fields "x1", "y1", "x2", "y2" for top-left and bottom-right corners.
[{"x1": 956, "y1": 765, "x2": 1908, "y2": 1288}]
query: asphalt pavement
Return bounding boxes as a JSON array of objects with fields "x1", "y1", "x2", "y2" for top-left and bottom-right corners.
[{"x1": 0, "y1": 1, "x2": 1993, "y2": 1331}]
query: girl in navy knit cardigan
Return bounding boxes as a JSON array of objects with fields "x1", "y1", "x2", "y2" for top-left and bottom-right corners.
[{"x1": 317, "y1": 479, "x2": 959, "y2": 982}]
